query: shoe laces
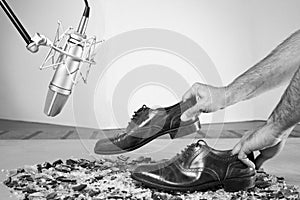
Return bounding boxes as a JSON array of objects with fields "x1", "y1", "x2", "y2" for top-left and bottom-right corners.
[
  {"x1": 127, "y1": 104, "x2": 150, "y2": 127},
  {"x1": 176, "y1": 140, "x2": 207, "y2": 162},
  {"x1": 111, "y1": 105, "x2": 149, "y2": 144},
  {"x1": 111, "y1": 131, "x2": 127, "y2": 144}
]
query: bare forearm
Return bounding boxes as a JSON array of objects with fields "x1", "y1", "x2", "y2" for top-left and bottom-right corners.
[
  {"x1": 267, "y1": 65, "x2": 300, "y2": 135},
  {"x1": 225, "y1": 30, "x2": 300, "y2": 106}
]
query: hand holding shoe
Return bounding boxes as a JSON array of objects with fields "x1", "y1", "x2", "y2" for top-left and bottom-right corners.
[
  {"x1": 181, "y1": 83, "x2": 226, "y2": 121},
  {"x1": 232, "y1": 122, "x2": 293, "y2": 169}
]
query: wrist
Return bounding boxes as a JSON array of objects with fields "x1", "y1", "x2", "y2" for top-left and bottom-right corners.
[
  {"x1": 224, "y1": 85, "x2": 236, "y2": 107},
  {"x1": 212, "y1": 86, "x2": 228, "y2": 110},
  {"x1": 265, "y1": 119, "x2": 284, "y2": 138}
]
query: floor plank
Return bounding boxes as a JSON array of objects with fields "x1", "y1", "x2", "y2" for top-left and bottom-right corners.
[{"x1": 0, "y1": 118, "x2": 300, "y2": 139}]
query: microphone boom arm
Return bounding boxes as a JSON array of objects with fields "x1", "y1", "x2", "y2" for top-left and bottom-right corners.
[
  {"x1": 0, "y1": 0, "x2": 32, "y2": 45},
  {"x1": 0, "y1": 0, "x2": 49, "y2": 53},
  {"x1": 0, "y1": 0, "x2": 95, "y2": 55}
]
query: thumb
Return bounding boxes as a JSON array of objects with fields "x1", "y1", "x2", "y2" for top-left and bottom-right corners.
[
  {"x1": 231, "y1": 142, "x2": 242, "y2": 155},
  {"x1": 181, "y1": 104, "x2": 201, "y2": 121}
]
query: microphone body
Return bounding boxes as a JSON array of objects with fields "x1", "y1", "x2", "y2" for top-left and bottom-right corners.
[
  {"x1": 50, "y1": 33, "x2": 84, "y2": 96},
  {"x1": 44, "y1": 4, "x2": 90, "y2": 117},
  {"x1": 44, "y1": 33, "x2": 85, "y2": 116}
]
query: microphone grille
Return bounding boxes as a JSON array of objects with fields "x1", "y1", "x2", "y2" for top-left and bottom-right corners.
[{"x1": 44, "y1": 89, "x2": 69, "y2": 117}]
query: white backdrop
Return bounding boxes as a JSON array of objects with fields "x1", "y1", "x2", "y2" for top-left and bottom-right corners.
[{"x1": 0, "y1": 0, "x2": 300, "y2": 128}]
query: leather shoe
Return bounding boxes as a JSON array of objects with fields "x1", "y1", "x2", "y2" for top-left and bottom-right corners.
[
  {"x1": 94, "y1": 98, "x2": 201, "y2": 155},
  {"x1": 131, "y1": 140, "x2": 256, "y2": 192}
]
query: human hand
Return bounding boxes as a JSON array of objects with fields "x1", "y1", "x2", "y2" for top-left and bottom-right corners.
[
  {"x1": 254, "y1": 139, "x2": 287, "y2": 169},
  {"x1": 232, "y1": 123, "x2": 292, "y2": 169},
  {"x1": 181, "y1": 83, "x2": 226, "y2": 121}
]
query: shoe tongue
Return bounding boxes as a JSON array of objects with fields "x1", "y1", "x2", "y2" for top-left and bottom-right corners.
[{"x1": 178, "y1": 140, "x2": 205, "y2": 161}]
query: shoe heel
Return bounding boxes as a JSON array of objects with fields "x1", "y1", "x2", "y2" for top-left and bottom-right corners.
[
  {"x1": 169, "y1": 120, "x2": 201, "y2": 139},
  {"x1": 223, "y1": 175, "x2": 256, "y2": 192}
]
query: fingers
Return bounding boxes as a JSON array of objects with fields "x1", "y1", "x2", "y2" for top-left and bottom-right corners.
[
  {"x1": 232, "y1": 142, "x2": 255, "y2": 169},
  {"x1": 181, "y1": 105, "x2": 201, "y2": 121},
  {"x1": 182, "y1": 83, "x2": 199, "y2": 102},
  {"x1": 255, "y1": 148, "x2": 278, "y2": 170},
  {"x1": 255, "y1": 148, "x2": 280, "y2": 170},
  {"x1": 254, "y1": 141, "x2": 285, "y2": 169}
]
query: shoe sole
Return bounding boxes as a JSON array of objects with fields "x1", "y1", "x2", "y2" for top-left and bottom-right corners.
[
  {"x1": 131, "y1": 173, "x2": 256, "y2": 192},
  {"x1": 95, "y1": 120, "x2": 201, "y2": 155}
]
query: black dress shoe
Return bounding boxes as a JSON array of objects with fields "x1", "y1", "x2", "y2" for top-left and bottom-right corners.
[
  {"x1": 131, "y1": 140, "x2": 256, "y2": 192},
  {"x1": 94, "y1": 98, "x2": 201, "y2": 155}
]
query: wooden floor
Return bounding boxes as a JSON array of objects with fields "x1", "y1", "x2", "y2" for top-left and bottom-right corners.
[
  {"x1": 1, "y1": 119, "x2": 300, "y2": 140},
  {"x1": 1, "y1": 119, "x2": 300, "y2": 199}
]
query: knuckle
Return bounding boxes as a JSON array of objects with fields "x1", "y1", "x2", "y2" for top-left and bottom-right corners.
[
  {"x1": 192, "y1": 82, "x2": 200, "y2": 88},
  {"x1": 192, "y1": 83, "x2": 203, "y2": 92}
]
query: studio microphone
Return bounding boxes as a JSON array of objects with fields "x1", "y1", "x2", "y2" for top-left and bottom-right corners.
[
  {"x1": 1, "y1": 0, "x2": 98, "y2": 117},
  {"x1": 44, "y1": 3, "x2": 90, "y2": 117}
]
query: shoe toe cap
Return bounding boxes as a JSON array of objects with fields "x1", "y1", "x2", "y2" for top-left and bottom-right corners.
[
  {"x1": 131, "y1": 162, "x2": 173, "y2": 185},
  {"x1": 131, "y1": 165, "x2": 159, "y2": 184},
  {"x1": 94, "y1": 138, "x2": 124, "y2": 155}
]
